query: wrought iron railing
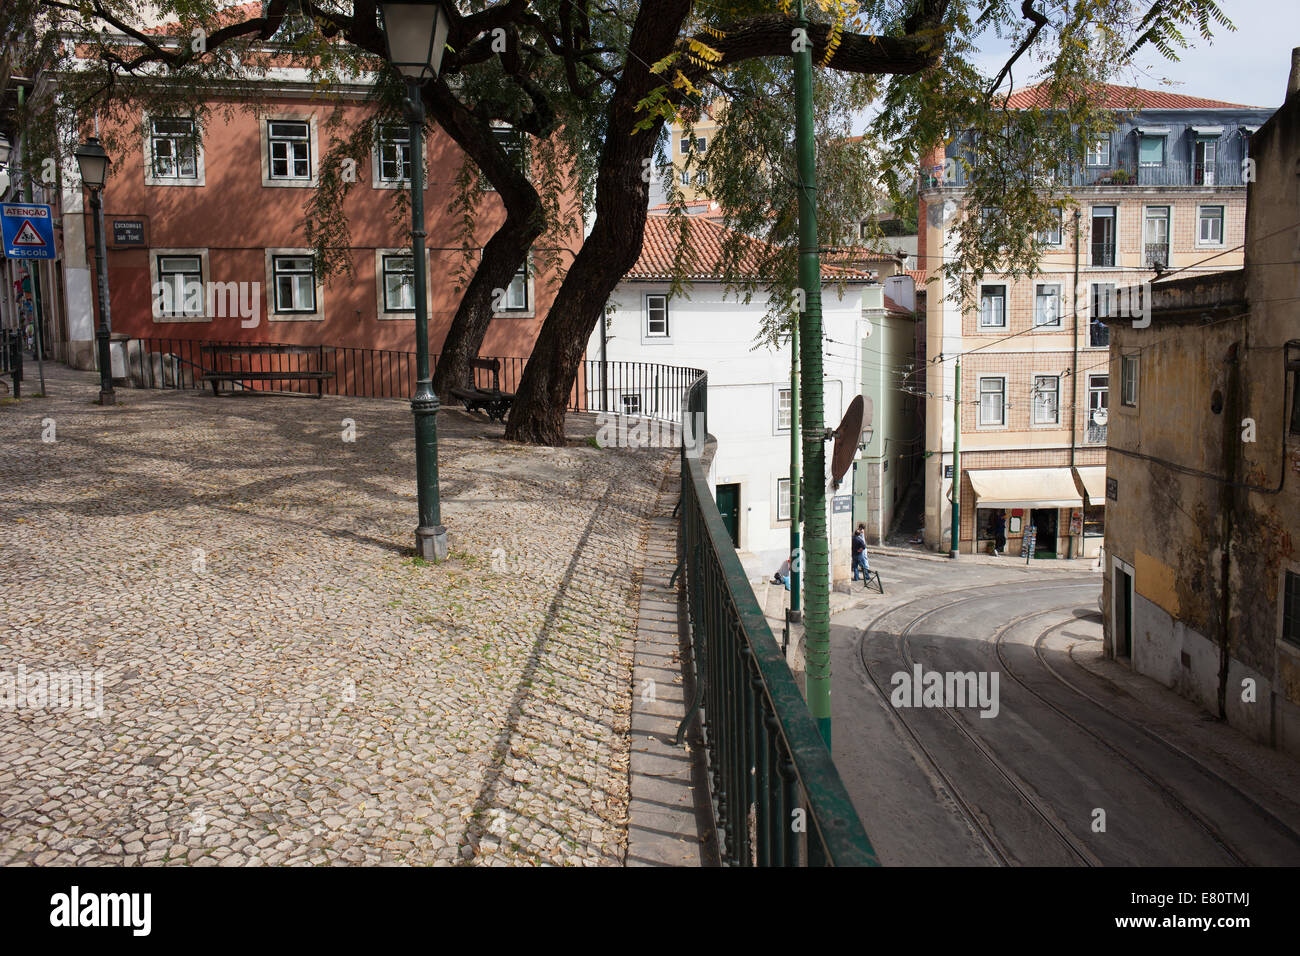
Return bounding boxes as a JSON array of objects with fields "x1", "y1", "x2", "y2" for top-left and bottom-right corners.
[
  {"x1": 676, "y1": 373, "x2": 877, "y2": 867},
  {"x1": 922, "y1": 159, "x2": 1247, "y2": 191},
  {"x1": 1143, "y1": 242, "x2": 1170, "y2": 269},
  {"x1": 1, "y1": 329, "x2": 22, "y2": 397},
  {"x1": 122, "y1": 336, "x2": 699, "y2": 423}
]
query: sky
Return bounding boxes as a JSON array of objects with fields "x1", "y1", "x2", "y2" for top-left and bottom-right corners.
[{"x1": 971, "y1": 0, "x2": 1300, "y2": 110}]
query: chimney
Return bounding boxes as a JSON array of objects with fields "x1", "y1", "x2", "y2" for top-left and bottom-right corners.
[{"x1": 1289, "y1": 46, "x2": 1300, "y2": 98}]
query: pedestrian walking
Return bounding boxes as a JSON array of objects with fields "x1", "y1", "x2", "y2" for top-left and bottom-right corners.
[
  {"x1": 991, "y1": 509, "x2": 1007, "y2": 556},
  {"x1": 851, "y1": 523, "x2": 870, "y2": 586}
]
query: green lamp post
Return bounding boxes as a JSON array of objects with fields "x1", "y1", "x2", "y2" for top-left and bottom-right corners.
[
  {"x1": 74, "y1": 136, "x2": 115, "y2": 407},
  {"x1": 379, "y1": 0, "x2": 452, "y2": 561}
]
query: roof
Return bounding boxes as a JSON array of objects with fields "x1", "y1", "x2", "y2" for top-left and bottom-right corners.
[
  {"x1": 628, "y1": 216, "x2": 877, "y2": 281},
  {"x1": 144, "y1": 2, "x2": 263, "y2": 34},
  {"x1": 904, "y1": 269, "x2": 932, "y2": 286},
  {"x1": 882, "y1": 294, "x2": 911, "y2": 315},
  {"x1": 824, "y1": 245, "x2": 904, "y2": 265},
  {"x1": 1002, "y1": 82, "x2": 1260, "y2": 111}
]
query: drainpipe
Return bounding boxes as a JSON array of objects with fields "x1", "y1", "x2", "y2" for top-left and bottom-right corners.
[
  {"x1": 1069, "y1": 210, "x2": 1080, "y2": 559},
  {"x1": 949, "y1": 359, "x2": 960, "y2": 558},
  {"x1": 1217, "y1": 342, "x2": 1241, "y2": 720}
]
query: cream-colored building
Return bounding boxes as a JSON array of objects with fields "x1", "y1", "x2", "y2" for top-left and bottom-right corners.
[{"x1": 916, "y1": 84, "x2": 1274, "y2": 558}]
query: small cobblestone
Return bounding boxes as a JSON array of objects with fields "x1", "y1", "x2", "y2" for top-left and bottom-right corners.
[{"x1": 0, "y1": 364, "x2": 673, "y2": 865}]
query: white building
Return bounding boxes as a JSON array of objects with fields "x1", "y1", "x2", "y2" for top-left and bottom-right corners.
[{"x1": 591, "y1": 215, "x2": 900, "y2": 581}]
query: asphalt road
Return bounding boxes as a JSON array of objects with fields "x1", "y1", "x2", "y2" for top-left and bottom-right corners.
[{"x1": 830, "y1": 554, "x2": 1300, "y2": 866}]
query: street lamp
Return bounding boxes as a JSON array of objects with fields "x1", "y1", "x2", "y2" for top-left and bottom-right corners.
[
  {"x1": 74, "y1": 136, "x2": 115, "y2": 406},
  {"x1": 379, "y1": 0, "x2": 451, "y2": 561}
]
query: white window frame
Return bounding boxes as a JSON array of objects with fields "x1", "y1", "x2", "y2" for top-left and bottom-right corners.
[
  {"x1": 1197, "y1": 204, "x2": 1225, "y2": 247},
  {"x1": 679, "y1": 169, "x2": 691, "y2": 186},
  {"x1": 1139, "y1": 133, "x2": 1166, "y2": 167},
  {"x1": 148, "y1": 248, "x2": 211, "y2": 322},
  {"x1": 774, "y1": 385, "x2": 792, "y2": 434},
  {"x1": 143, "y1": 113, "x2": 205, "y2": 186},
  {"x1": 1034, "y1": 283, "x2": 1063, "y2": 328},
  {"x1": 264, "y1": 248, "x2": 324, "y2": 322},
  {"x1": 644, "y1": 293, "x2": 670, "y2": 341},
  {"x1": 374, "y1": 248, "x2": 432, "y2": 320},
  {"x1": 1085, "y1": 138, "x2": 1110, "y2": 167},
  {"x1": 1036, "y1": 209, "x2": 1063, "y2": 246},
  {"x1": 260, "y1": 114, "x2": 318, "y2": 187},
  {"x1": 978, "y1": 284, "x2": 1007, "y2": 329},
  {"x1": 1121, "y1": 353, "x2": 1139, "y2": 407},
  {"x1": 483, "y1": 126, "x2": 527, "y2": 191},
  {"x1": 1143, "y1": 205, "x2": 1171, "y2": 267},
  {"x1": 372, "y1": 124, "x2": 415, "y2": 188},
  {"x1": 1032, "y1": 374, "x2": 1061, "y2": 426},
  {"x1": 1087, "y1": 373, "x2": 1109, "y2": 444},
  {"x1": 777, "y1": 477, "x2": 791, "y2": 522},
  {"x1": 494, "y1": 261, "x2": 534, "y2": 318},
  {"x1": 620, "y1": 393, "x2": 642, "y2": 416},
  {"x1": 977, "y1": 376, "x2": 1006, "y2": 428}
]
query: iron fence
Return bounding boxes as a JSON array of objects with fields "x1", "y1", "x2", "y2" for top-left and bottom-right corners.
[
  {"x1": 1, "y1": 330, "x2": 21, "y2": 397},
  {"x1": 123, "y1": 336, "x2": 699, "y2": 423},
  {"x1": 676, "y1": 373, "x2": 878, "y2": 867}
]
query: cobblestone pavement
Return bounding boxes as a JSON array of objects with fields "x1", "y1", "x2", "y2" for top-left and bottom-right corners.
[{"x1": 0, "y1": 363, "x2": 675, "y2": 866}]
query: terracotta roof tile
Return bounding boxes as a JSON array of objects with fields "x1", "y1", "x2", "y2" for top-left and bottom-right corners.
[
  {"x1": 628, "y1": 216, "x2": 876, "y2": 281},
  {"x1": 1002, "y1": 82, "x2": 1260, "y2": 111}
]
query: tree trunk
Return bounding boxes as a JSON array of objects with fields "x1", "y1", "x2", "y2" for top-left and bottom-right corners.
[
  {"x1": 504, "y1": 0, "x2": 694, "y2": 445},
  {"x1": 424, "y1": 79, "x2": 547, "y2": 402}
]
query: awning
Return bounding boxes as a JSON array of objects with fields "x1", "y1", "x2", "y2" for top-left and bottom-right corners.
[
  {"x1": 1137, "y1": 125, "x2": 1170, "y2": 135},
  {"x1": 1074, "y1": 466, "x2": 1107, "y2": 506},
  {"x1": 1242, "y1": 124, "x2": 1260, "y2": 133},
  {"x1": 1191, "y1": 125, "x2": 1224, "y2": 136},
  {"x1": 968, "y1": 468, "x2": 1083, "y2": 511}
]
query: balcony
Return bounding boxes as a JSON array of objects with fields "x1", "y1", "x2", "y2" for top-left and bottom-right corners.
[
  {"x1": 1090, "y1": 242, "x2": 1116, "y2": 268},
  {"x1": 1144, "y1": 242, "x2": 1170, "y2": 269},
  {"x1": 922, "y1": 159, "x2": 1247, "y2": 191}
]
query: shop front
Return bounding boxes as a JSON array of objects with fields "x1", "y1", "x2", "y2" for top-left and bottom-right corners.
[
  {"x1": 967, "y1": 468, "x2": 1084, "y2": 558},
  {"x1": 1072, "y1": 465, "x2": 1107, "y2": 559}
]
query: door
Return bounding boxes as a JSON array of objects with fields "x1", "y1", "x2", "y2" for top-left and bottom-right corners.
[
  {"x1": 1115, "y1": 568, "x2": 1133, "y2": 659},
  {"x1": 716, "y1": 483, "x2": 741, "y2": 548},
  {"x1": 1030, "y1": 508, "x2": 1058, "y2": 557},
  {"x1": 1144, "y1": 206, "x2": 1170, "y2": 268},
  {"x1": 1193, "y1": 138, "x2": 1216, "y2": 185}
]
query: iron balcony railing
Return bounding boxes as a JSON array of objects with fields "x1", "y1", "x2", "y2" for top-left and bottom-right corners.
[
  {"x1": 122, "y1": 336, "x2": 698, "y2": 423},
  {"x1": 921, "y1": 159, "x2": 1247, "y2": 191},
  {"x1": 676, "y1": 374, "x2": 878, "y2": 866},
  {"x1": 1143, "y1": 242, "x2": 1170, "y2": 269},
  {"x1": 1090, "y1": 242, "x2": 1116, "y2": 268}
]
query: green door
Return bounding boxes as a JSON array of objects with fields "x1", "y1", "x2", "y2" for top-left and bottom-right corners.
[{"x1": 716, "y1": 483, "x2": 740, "y2": 548}]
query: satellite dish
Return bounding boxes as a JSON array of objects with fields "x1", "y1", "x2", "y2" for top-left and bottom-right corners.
[
  {"x1": 1092, "y1": 408, "x2": 1109, "y2": 426},
  {"x1": 830, "y1": 395, "x2": 872, "y2": 488}
]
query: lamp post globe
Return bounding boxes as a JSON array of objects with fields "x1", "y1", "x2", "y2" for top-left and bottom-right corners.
[
  {"x1": 378, "y1": 1, "x2": 451, "y2": 81},
  {"x1": 76, "y1": 137, "x2": 115, "y2": 406},
  {"x1": 380, "y1": 0, "x2": 451, "y2": 561}
]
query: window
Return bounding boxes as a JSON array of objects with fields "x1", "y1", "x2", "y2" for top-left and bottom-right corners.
[
  {"x1": 377, "y1": 125, "x2": 411, "y2": 183},
  {"x1": 777, "y1": 478, "x2": 791, "y2": 522},
  {"x1": 1289, "y1": 361, "x2": 1300, "y2": 435},
  {"x1": 1085, "y1": 139, "x2": 1110, "y2": 167},
  {"x1": 979, "y1": 284, "x2": 1006, "y2": 328},
  {"x1": 978, "y1": 377, "x2": 1005, "y2": 426},
  {"x1": 1034, "y1": 284, "x2": 1062, "y2": 327},
  {"x1": 695, "y1": 170, "x2": 708, "y2": 187},
  {"x1": 1198, "y1": 205, "x2": 1224, "y2": 245},
  {"x1": 1139, "y1": 134, "x2": 1166, "y2": 167},
  {"x1": 381, "y1": 255, "x2": 414, "y2": 312},
  {"x1": 681, "y1": 136, "x2": 705, "y2": 154},
  {"x1": 156, "y1": 255, "x2": 203, "y2": 316},
  {"x1": 859, "y1": 220, "x2": 870, "y2": 240},
  {"x1": 1032, "y1": 375, "x2": 1060, "y2": 425},
  {"x1": 268, "y1": 120, "x2": 311, "y2": 180},
  {"x1": 1089, "y1": 283, "x2": 1114, "y2": 348},
  {"x1": 1192, "y1": 137, "x2": 1218, "y2": 185},
  {"x1": 1121, "y1": 354, "x2": 1139, "y2": 407},
  {"x1": 1144, "y1": 206, "x2": 1170, "y2": 268},
  {"x1": 1083, "y1": 505, "x2": 1105, "y2": 536},
  {"x1": 272, "y1": 254, "x2": 316, "y2": 312},
  {"x1": 1091, "y1": 206, "x2": 1116, "y2": 267},
  {"x1": 1087, "y1": 374, "x2": 1109, "y2": 444},
  {"x1": 1285, "y1": 571, "x2": 1300, "y2": 648},
  {"x1": 680, "y1": 169, "x2": 691, "y2": 186},
  {"x1": 503, "y1": 265, "x2": 529, "y2": 312},
  {"x1": 776, "y1": 387, "x2": 792, "y2": 431},
  {"x1": 1036, "y1": 209, "x2": 1063, "y2": 246},
  {"x1": 150, "y1": 118, "x2": 198, "y2": 180},
  {"x1": 645, "y1": 294, "x2": 669, "y2": 337},
  {"x1": 621, "y1": 394, "x2": 642, "y2": 415},
  {"x1": 680, "y1": 136, "x2": 691, "y2": 154},
  {"x1": 483, "y1": 128, "x2": 525, "y2": 190}
]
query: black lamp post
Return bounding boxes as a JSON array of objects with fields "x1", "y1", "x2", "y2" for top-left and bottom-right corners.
[
  {"x1": 379, "y1": 0, "x2": 451, "y2": 561},
  {"x1": 74, "y1": 136, "x2": 115, "y2": 406}
]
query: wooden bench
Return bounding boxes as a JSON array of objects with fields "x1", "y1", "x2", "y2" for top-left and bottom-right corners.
[
  {"x1": 199, "y1": 344, "x2": 333, "y2": 399},
  {"x1": 449, "y1": 357, "x2": 514, "y2": 423}
]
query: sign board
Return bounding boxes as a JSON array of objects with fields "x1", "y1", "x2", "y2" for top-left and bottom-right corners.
[
  {"x1": 111, "y1": 219, "x2": 147, "y2": 247},
  {"x1": 1069, "y1": 510, "x2": 1083, "y2": 536},
  {"x1": 1106, "y1": 477, "x2": 1118, "y2": 501},
  {"x1": 944, "y1": 464, "x2": 954, "y2": 479},
  {"x1": 832, "y1": 496, "x2": 852, "y2": 514},
  {"x1": 1, "y1": 204, "x2": 55, "y2": 260}
]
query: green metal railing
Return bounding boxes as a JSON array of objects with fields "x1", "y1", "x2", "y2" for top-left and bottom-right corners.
[{"x1": 677, "y1": 373, "x2": 878, "y2": 866}]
